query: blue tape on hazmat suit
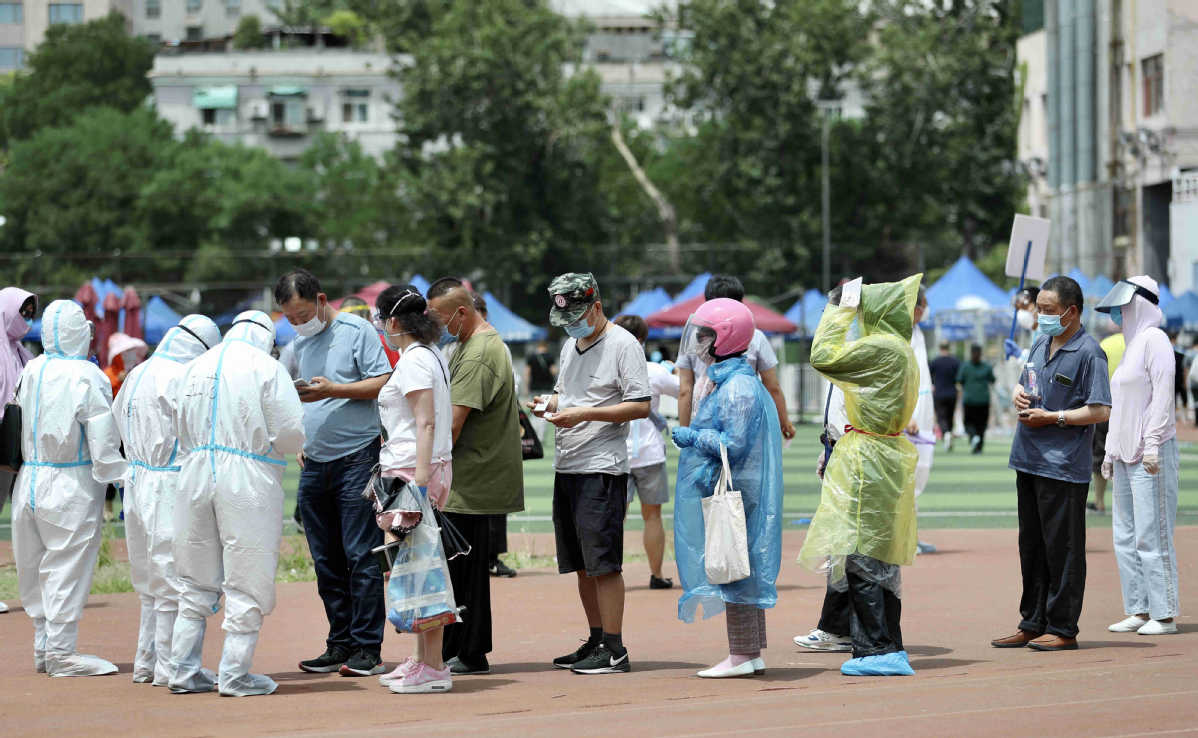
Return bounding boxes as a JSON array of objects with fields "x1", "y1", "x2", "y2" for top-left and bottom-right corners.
[{"x1": 674, "y1": 356, "x2": 784, "y2": 623}]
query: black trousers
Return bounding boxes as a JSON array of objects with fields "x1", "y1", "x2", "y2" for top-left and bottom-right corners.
[
  {"x1": 933, "y1": 396, "x2": 957, "y2": 437},
  {"x1": 818, "y1": 558, "x2": 903, "y2": 658},
  {"x1": 963, "y1": 403, "x2": 990, "y2": 450},
  {"x1": 441, "y1": 512, "x2": 493, "y2": 661},
  {"x1": 487, "y1": 514, "x2": 508, "y2": 559},
  {"x1": 817, "y1": 583, "x2": 851, "y2": 637},
  {"x1": 1016, "y1": 471, "x2": 1088, "y2": 638}
]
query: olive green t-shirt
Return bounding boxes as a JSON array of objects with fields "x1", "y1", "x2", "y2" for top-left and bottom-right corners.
[{"x1": 444, "y1": 328, "x2": 525, "y2": 515}]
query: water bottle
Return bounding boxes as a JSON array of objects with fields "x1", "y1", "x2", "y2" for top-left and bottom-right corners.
[{"x1": 1025, "y1": 362, "x2": 1041, "y2": 408}]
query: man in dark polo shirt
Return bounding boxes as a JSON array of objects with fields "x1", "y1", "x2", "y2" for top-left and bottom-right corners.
[{"x1": 992, "y1": 276, "x2": 1111, "y2": 652}]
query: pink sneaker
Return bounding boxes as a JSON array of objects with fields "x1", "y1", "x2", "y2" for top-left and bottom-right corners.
[
  {"x1": 389, "y1": 662, "x2": 452, "y2": 694},
  {"x1": 378, "y1": 657, "x2": 418, "y2": 686}
]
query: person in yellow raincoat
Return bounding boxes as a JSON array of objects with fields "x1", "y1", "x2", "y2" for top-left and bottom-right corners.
[{"x1": 798, "y1": 273, "x2": 922, "y2": 676}]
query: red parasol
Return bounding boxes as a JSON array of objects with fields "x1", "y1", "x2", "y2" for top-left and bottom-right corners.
[
  {"x1": 97, "y1": 292, "x2": 122, "y2": 366},
  {"x1": 330, "y1": 280, "x2": 392, "y2": 310},
  {"x1": 73, "y1": 281, "x2": 99, "y2": 357},
  {"x1": 122, "y1": 287, "x2": 143, "y2": 340},
  {"x1": 645, "y1": 295, "x2": 799, "y2": 334}
]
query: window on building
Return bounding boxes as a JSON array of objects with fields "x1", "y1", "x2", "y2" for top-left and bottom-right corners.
[
  {"x1": 1142, "y1": 54, "x2": 1163, "y2": 116},
  {"x1": 0, "y1": 47, "x2": 22, "y2": 69},
  {"x1": 145, "y1": 33, "x2": 161, "y2": 44},
  {"x1": 201, "y1": 108, "x2": 235, "y2": 127},
  {"x1": 186, "y1": 0, "x2": 201, "y2": 12},
  {"x1": 0, "y1": 3, "x2": 23, "y2": 23},
  {"x1": 186, "y1": 25, "x2": 202, "y2": 41},
  {"x1": 47, "y1": 3, "x2": 83, "y2": 24},
  {"x1": 225, "y1": 0, "x2": 239, "y2": 17},
  {"x1": 145, "y1": 0, "x2": 159, "y2": 18},
  {"x1": 202, "y1": 108, "x2": 216, "y2": 126},
  {"x1": 342, "y1": 102, "x2": 368, "y2": 123},
  {"x1": 272, "y1": 100, "x2": 305, "y2": 129}
]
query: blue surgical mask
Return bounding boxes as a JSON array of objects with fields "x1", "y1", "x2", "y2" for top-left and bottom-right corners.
[
  {"x1": 438, "y1": 308, "x2": 462, "y2": 347},
  {"x1": 1110, "y1": 305, "x2": 1123, "y2": 327},
  {"x1": 1038, "y1": 313, "x2": 1064, "y2": 337},
  {"x1": 650, "y1": 350, "x2": 663, "y2": 363},
  {"x1": 565, "y1": 316, "x2": 594, "y2": 340}
]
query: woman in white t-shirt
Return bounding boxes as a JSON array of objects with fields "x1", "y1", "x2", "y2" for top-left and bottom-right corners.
[{"x1": 372, "y1": 284, "x2": 455, "y2": 694}]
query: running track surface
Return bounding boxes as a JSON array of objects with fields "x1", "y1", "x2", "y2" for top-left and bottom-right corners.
[{"x1": 1, "y1": 528, "x2": 1196, "y2": 737}]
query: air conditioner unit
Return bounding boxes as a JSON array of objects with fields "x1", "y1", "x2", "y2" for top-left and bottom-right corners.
[
  {"x1": 308, "y1": 106, "x2": 324, "y2": 123},
  {"x1": 250, "y1": 100, "x2": 269, "y2": 120}
]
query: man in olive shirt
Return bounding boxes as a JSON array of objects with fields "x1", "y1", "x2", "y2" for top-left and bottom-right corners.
[
  {"x1": 426, "y1": 278, "x2": 525, "y2": 675},
  {"x1": 957, "y1": 343, "x2": 995, "y2": 454}
]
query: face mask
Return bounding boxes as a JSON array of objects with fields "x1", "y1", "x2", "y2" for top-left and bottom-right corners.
[
  {"x1": 1038, "y1": 310, "x2": 1070, "y2": 337},
  {"x1": 564, "y1": 306, "x2": 594, "y2": 340},
  {"x1": 650, "y1": 350, "x2": 663, "y2": 363},
  {"x1": 1110, "y1": 305, "x2": 1123, "y2": 328},
  {"x1": 383, "y1": 320, "x2": 412, "y2": 351},
  {"x1": 1017, "y1": 309, "x2": 1035, "y2": 331},
  {"x1": 7, "y1": 315, "x2": 29, "y2": 341},
  {"x1": 437, "y1": 308, "x2": 463, "y2": 347},
  {"x1": 293, "y1": 304, "x2": 327, "y2": 338}
]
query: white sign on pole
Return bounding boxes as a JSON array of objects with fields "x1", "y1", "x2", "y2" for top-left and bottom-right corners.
[{"x1": 1005, "y1": 214, "x2": 1051, "y2": 282}]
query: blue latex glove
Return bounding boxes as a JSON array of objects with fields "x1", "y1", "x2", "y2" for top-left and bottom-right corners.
[
  {"x1": 417, "y1": 485, "x2": 428, "y2": 498},
  {"x1": 671, "y1": 426, "x2": 697, "y2": 448},
  {"x1": 1003, "y1": 338, "x2": 1021, "y2": 360}
]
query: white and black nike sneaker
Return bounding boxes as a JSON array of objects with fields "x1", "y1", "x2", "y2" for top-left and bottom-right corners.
[{"x1": 570, "y1": 643, "x2": 630, "y2": 674}]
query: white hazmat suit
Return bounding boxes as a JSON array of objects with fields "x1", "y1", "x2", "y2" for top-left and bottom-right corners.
[
  {"x1": 909, "y1": 324, "x2": 935, "y2": 498},
  {"x1": 113, "y1": 314, "x2": 221, "y2": 685},
  {"x1": 169, "y1": 310, "x2": 305, "y2": 697},
  {"x1": 11, "y1": 300, "x2": 128, "y2": 677}
]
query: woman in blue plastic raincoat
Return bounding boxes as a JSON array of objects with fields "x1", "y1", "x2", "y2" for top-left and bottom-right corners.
[
  {"x1": 671, "y1": 298, "x2": 783, "y2": 679},
  {"x1": 798, "y1": 274, "x2": 922, "y2": 677}
]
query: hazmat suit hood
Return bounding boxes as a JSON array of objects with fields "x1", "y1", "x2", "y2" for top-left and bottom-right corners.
[
  {"x1": 2, "y1": 287, "x2": 36, "y2": 407},
  {"x1": 156, "y1": 314, "x2": 221, "y2": 363},
  {"x1": 1119, "y1": 275, "x2": 1163, "y2": 341},
  {"x1": 860, "y1": 274, "x2": 921, "y2": 340},
  {"x1": 41, "y1": 300, "x2": 93, "y2": 360},
  {"x1": 224, "y1": 310, "x2": 275, "y2": 353}
]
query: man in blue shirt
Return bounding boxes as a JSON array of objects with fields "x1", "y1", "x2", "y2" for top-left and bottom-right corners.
[
  {"x1": 992, "y1": 276, "x2": 1110, "y2": 652},
  {"x1": 276, "y1": 269, "x2": 393, "y2": 677}
]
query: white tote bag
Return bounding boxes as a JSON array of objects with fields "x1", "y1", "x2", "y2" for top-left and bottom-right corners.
[{"x1": 702, "y1": 443, "x2": 751, "y2": 584}]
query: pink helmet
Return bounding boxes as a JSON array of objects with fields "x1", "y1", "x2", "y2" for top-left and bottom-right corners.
[{"x1": 690, "y1": 298, "x2": 755, "y2": 358}]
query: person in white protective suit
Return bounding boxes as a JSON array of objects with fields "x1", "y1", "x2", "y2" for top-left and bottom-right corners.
[
  {"x1": 11, "y1": 300, "x2": 128, "y2": 677},
  {"x1": 113, "y1": 314, "x2": 221, "y2": 685},
  {"x1": 169, "y1": 310, "x2": 305, "y2": 697},
  {"x1": 907, "y1": 289, "x2": 937, "y2": 555}
]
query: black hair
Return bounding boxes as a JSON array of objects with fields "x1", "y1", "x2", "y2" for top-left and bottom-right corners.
[
  {"x1": 939, "y1": 341, "x2": 951, "y2": 351},
  {"x1": 1017, "y1": 286, "x2": 1040, "y2": 305},
  {"x1": 827, "y1": 284, "x2": 844, "y2": 307},
  {"x1": 704, "y1": 275, "x2": 745, "y2": 302},
  {"x1": 274, "y1": 268, "x2": 321, "y2": 306},
  {"x1": 917, "y1": 285, "x2": 927, "y2": 305},
  {"x1": 471, "y1": 291, "x2": 488, "y2": 317},
  {"x1": 970, "y1": 343, "x2": 983, "y2": 353},
  {"x1": 1040, "y1": 276, "x2": 1083, "y2": 312},
  {"x1": 613, "y1": 314, "x2": 648, "y2": 343},
  {"x1": 426, "y1": 276, "x2": 463, "y2": 301},
  {"x1": 376, "y1": 284, "x2": 439, "y2": 344}
]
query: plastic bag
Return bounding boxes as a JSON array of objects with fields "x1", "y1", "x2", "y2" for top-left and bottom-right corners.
[
  {"x1": 702, "y1": 443, "x2": 750, "y2": 584},
  {"x1": 383, "y1": 482, "x2": 462, "y2": 634}
]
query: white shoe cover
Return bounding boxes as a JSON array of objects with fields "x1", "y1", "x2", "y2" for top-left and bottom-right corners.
[
  {"x1": 169, "y1": 617, "x2": 216, "y2": 693},
  {"x1": 133, "y1": 600, "x2": 157, "y2": 683},
  {"x1": 0, "y1": 601, "x2": 9, "y2": 613},
  {"x1": 219, "y1": 631, "x2": 276, "y2": 697},
  {"x1": 152, "y1": 611, "x2": 178, "y2": 687},
  {"x1": 48, "y1": 653, "x2": 119, "y2": 677}
]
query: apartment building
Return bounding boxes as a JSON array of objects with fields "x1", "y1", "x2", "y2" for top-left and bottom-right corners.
[{"x1": 0, "y1": 0, "x2": 130, "y2": 68}]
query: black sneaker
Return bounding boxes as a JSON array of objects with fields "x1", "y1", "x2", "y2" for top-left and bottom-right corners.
[
  {"x1": 298, "y1": 645, "x2": 350, "y2": 673},
  {"x1": 489, "y1": 559, "x2": 518, "y2": 578},
  {"x1": 339, "y1": 649, "x2": 386, "y2": 676},
  {"x1": 570, "y1": 643, "x2": 630, "y2": 674},
  {"x1": 446, "y1": 655, "x2": 491, "y2": 675},
  {"x1": 649, "y1": 575, "x2": 674, "y2": 590},
  {"x1": 552, "y1": 640, "x2": 599, "y2": 670}
]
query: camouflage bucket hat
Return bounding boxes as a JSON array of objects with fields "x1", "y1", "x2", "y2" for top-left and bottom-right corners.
[{"x1": 548, "y1": 272, "x2": 600, "y2": 327}]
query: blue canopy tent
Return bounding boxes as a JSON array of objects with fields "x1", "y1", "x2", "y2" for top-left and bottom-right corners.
[
  {"x1": 926, "y1": 256, "x2": 1012, "y2": 341},
  {"x1": 91, "y1": 277, "x2": 124, "y2": 317},
  {"x1": 1089, "y1": 274, "x2": 1116, "y2": 300},
  {"x1": 672, "y1": 273, "x2": 711, "y2": 303},
  {"x1": 1066, "y1": 268, "x2": 1091, "y2": 294},
  {"x1": 410, "y1": 274, "x2": 432, "y2": 296},
  {"x1": 1158, "y1": 284, "x2": 1176, "y2": 311},
  {"x1": 784, "y1": 289, "x2": 828, "y2": 336},
  {"x1": 619, "y1": 287, "x2": 672, "y2": 318},
  {"x1": 482, "y1": 291, "x2": 547, "y2": 342},
  {"x1": 1164, "y1": 290, "x2": 1198, "y2": 330},
  {"x1": 142, "y1": 296, "x2": 184, "y2": 344},
  {"x1": 274, "y1": 314, "x2": 297, "y2": 345}
]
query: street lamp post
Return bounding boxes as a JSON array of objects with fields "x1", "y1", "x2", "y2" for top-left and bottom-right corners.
[{"x1": 815, "y1": 99, "x2": 841, "y2": 294}]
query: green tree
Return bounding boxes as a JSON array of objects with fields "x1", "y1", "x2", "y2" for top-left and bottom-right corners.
[
  {"x1": 0, "y1": 13, "x2": 155, "y2": 147},
  {"x1": 233, "y1": 14, "x2": 267, "y2": 49}
]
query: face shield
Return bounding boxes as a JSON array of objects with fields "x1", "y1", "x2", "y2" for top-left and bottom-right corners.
[
  {"x1": 1095, "y1": 280, "x2": 1159, "y2": 314},
  {"x1": 679, "y1": 314, "x2": 717, "y2": 365}
]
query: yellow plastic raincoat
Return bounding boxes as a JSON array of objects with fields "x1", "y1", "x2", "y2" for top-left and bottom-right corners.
[{"x1": 798, "y1": 274, "x2": 922, "y2": 575}]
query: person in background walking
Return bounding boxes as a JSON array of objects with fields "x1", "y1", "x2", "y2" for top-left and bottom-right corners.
[
  {"x1": 928, "y1": 342, "x2": 960, "y2": 452},
  {"x1": 957, "y1": 344, "x2": 995, "y2": 454},
  {"x1": 1096, "y1": 277, "x2": 1181, "y2": 636},
  {"x1": 613, "y1": 314, "x2": 679, "y2": 590},
  {"x1": 993, "y1": 276, "x2": 1110, "y2": 652}
]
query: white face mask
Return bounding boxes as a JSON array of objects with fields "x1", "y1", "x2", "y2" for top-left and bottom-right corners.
[
  {"x1": 293, "y1": 307, "x2": 327, "y2": 338},
  {"x1": 1016, "y1": 309, "x2": 1035, "y2": 331},
  {"x1": 383, "y1": 320, "x2": 412, "y2": 351}
]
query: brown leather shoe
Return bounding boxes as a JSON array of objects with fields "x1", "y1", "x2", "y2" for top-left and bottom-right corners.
[
  {"x1": 990, "y1": 629, "x2": 1042, "y2": 648},
  {"x1": 1026, "y1": 634, "x2": 1078, "y2": 651}
]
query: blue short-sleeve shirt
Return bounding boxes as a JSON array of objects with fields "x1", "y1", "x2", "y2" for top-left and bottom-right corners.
[
  {"x1": 1009, "y1": 326, "x2": 1111, "y2": 484},
  {"x1": 294, "y1": 313, "x2": 392, "y2": 462}
]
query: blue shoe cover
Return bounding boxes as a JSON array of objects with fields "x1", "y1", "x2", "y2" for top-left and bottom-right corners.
[{"x1": 840, "y1": 651, "x2": 914, "y2": 676}]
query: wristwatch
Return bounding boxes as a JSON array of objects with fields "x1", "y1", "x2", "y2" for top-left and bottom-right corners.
[{"x1": 1056, "y1": 411, "x2": 1067, "y2": 428}]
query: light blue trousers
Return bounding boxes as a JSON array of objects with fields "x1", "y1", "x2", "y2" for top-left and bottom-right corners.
[{"x1": 1111, "y1": 439, "x2": 1180, "y2": 620}]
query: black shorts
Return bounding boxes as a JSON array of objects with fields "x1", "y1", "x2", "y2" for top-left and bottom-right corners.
[{"x1": 553, "y1": 472, "x2": 627, "y2": 577}]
